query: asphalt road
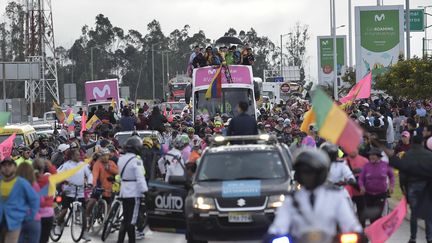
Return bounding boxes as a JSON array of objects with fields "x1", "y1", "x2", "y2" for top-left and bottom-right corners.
[{"x1": 57, "y1": 219, "x2": 427, "y2": 243}]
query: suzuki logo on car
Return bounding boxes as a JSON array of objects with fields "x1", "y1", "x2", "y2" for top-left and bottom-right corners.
[
  {"x1": 237, "y1": 198, "x2": 246, "y2": 207},
  {"x1": 155, "y1": 194, "x2": 183, "y2": 211},
  {"x1": 92, "y1": 84, "x2": 111, "y2": 99},
  {"x1": 374, "y1": 13, "x2": 385, "y2": 22}
]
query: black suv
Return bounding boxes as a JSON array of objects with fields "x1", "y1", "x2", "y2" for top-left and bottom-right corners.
[{"x1": 146, "y1": 135, "x2": 294, "y2": 243}]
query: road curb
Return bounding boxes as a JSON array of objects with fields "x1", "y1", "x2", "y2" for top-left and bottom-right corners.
[{"x1": 388, "y1": 198, "x2": 425, "y2": 230}]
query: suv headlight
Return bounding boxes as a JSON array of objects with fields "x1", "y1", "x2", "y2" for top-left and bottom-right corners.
[
  {"x1": 193, "y1": 196, "x2": 215, "y2": 210},
  {"x1": 267, "y1": 194, "x2": 285, "y2": 208}
]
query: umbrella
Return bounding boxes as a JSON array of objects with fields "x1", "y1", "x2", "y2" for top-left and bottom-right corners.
[{"x1": 215, "y1": 36, "x2": 243, "y2": 46}]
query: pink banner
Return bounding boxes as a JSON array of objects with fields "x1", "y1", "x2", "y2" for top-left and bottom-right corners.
[
  {"x1": 85, "y1": 79, "x2": 119, "y2": 104},
  {"x1": 194, "y1": 65, "x2": 252, "y2": 88},
  {"x1": 0, "y1": 133, "x2": 16, "y2": 160},
  {"x1": 365, "y1": 197, "x2": 407, "y2": 243}
]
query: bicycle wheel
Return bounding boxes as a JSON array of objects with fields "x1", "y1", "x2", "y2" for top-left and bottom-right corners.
[
  {"x1": 101, "y1": 200, "x2": 120, "y2": 242},
  {"x1": 92, "y1": 199, "x2": 108, "y2": 234},
  {"x1": 71, "y1": 202, "x2": 85, "y2": 242},
  {"x1": 49, "y1": 205, "x2": 65, "y2": 242}
]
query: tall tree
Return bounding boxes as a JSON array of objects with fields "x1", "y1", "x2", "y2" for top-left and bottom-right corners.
[{"x1": 284, "y1": 22, "x2": 310, "y2": 83}]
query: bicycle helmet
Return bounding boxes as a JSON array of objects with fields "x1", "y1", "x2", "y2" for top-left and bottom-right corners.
[
  {"x1": 186, "y1": 127, "x2": 195, "y2": 134},
  {"x1": 293, "y1": 149, "x2": 330, "y2": 190},
  {"x1": 123, "y1": 136, "x2": 143, "y2": 154},
  {"x1": 319, "y1": 142, "x2": 339, "y2": 162},
  {"x1": 143, "y1": 137, "x2": 154, "y2": 148},
  {"x1": 173, "y1": 136, "x2": 185, "y2": 150}
]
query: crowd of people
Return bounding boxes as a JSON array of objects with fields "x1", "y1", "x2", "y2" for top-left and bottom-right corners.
[{"x1": 0, "y1": 92, "x2": 432, "y2": 243}]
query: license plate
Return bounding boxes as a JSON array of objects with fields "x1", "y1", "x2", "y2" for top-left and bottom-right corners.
[{"x1": 228, "y1": 212, "x2": 252, "y2": 223}]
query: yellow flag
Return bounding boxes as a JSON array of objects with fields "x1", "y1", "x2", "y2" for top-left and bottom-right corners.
[
  {"x1": 86, "y1": 115, "x2": 102, "y2": 131},
  {"x1": 110, "y1": 99, "x2": 116, "y2": 108},
  {"x1": 52, "y1": 101, "x2": 65, "y2": 123},
  {"x1": 48, "y1": 160, "x2": 90, "y2": 196},
  {"x1": 300, "y1": 109, "x2": 316, "y2": 133}
]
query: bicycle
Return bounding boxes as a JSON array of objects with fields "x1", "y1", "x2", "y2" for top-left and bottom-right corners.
[
  {"x1": 88, "y1": 188, "x2": 109, "y2": 234},
  {"x1": 50, "y1": 184, "x2": 87, "y2": 242},
  {"x1": 101, "y1": 192, "x2": 123, "y2": 242}
]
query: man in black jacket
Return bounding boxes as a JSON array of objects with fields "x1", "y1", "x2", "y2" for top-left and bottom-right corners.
[
  {"x1": 226, "y1": 101, "x2": 258, "y2": 137},
  {"x1": 386, "y1": 135, "x2": 432, "y2": 243}
]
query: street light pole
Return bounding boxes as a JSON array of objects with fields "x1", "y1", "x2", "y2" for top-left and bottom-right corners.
[
  {"x1": 348, "y1": 0, "x2": 353, "y2": 67},
  {"x1": 280, "y1": 34, "x2": 283, "y2": 77},
  {"x1": 330, "y1": 0, "x2": 338, "y2": 100},
  {"x1": 151, "y1": 43, "x2": 156, "y2": 101},
  {"x1": 406, "y1": 0, "x2": 411, "y2": 59}
]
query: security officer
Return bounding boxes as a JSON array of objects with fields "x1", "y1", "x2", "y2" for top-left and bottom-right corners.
[
  {"x1": 266, "y1": 149, "x2": 362, "y2": 243},
  {"x1": 117, "y1": 136, "x2": 148, "y2": 243}
]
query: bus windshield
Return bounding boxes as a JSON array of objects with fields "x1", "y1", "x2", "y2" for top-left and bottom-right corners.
[
  {"x1": 170, "y1": 83, "x2": 188, "y2": 92},
  {"x1": 194, "y1": 88, "x2": 254, "y2": 119}
]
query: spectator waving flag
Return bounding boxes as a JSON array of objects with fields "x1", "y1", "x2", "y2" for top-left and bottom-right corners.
[
  {"x1": 80, "y1": 112, "x2": 87, "y2": 138},
  {"x1": 205, "y1": 65, "x2": 222, "y2": 99},
  {"x1": 340, "y1": 71, "x2": 372, "y2": 104},
  {"x1": 311, "y1": 89, "x2": 362, "y2": 154},
  {"x1": 86, "y1": 114, "x2": 102, "y2": 132}
]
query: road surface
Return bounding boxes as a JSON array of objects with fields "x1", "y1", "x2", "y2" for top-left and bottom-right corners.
[{"x1": 58, "y1": 219, "x2": 427, "y2": 243}]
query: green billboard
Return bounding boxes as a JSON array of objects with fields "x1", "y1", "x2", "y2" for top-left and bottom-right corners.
[
  {"x1": 317, "y1": 36, "x2": 346, "y2": 85},
  {"x1": 355, "y1": 5, "x2": 405, "y2": 82}
]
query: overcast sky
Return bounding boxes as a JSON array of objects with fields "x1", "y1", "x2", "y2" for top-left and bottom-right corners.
[{"x1": 1, "y1": 0, "x2": 430, "y2": 82}]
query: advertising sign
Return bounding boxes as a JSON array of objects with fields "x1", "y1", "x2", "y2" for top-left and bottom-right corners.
[
  {"x1": 84, "y1": 79, "x2": 120, "y2": 104},
  {"x1": 355, "y1": 5, "x2": 405, "y2": 82},
  {"x1": 193, "y1": 65, "x2": 253, "y2": 88},
  {"x1": 317, "y1": 35, "x2": 347, "y2": 85}
]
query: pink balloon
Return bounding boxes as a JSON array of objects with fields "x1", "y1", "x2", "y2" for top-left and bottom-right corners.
[{"x1": 427, "y1": 137, "x2": 432, "y2": 151}]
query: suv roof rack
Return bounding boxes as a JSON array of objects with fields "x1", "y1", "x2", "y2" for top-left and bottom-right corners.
[{"x1": 210, "y1": 134, "x2": 278, "y2": 146}]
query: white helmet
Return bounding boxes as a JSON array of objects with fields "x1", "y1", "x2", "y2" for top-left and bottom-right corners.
[{"x1": 58, "y1": 144, "x2": 70, "y2": 153}]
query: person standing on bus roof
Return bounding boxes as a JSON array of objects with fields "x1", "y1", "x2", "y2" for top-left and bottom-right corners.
[{"x1": 227, "y1": 101, "x2": 258, "y2": 137}]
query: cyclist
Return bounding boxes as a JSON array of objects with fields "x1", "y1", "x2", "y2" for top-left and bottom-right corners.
[
  {"x1": 54, "y1": 148, "x2": 93, "y2": 242},
  {"x1": 266, "y1": 149, "x2": 362, "y2": 243},
  {"x1": 157, "y1": 136, "x2": 186, "y2": 182},
  {"x1": 15, "y1": 146, "x2": 33, "y2": 166},
  {"x1": 117, "y1": 137, "x2": 148, "y2": 243},
  {"x1": 87, "y1": 148, "x2": 118, "y2": 218},
  {"x1": 320, "y1": 142, "x2": 356, "y2": 187}
]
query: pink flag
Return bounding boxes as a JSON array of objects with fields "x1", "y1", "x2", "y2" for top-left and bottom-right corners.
[
  {"x1": 340, "y1": 72, "x2": 372, "y2": 103},
  {"x1": 80, "y1": 112, "x2": 87, "y2": 138},
  {"x1": 365, "y1": 197, "x2": 407, "y2": 243},
  {"x1": 0, "y1": 133, "x2": 16, "y2": 160}
]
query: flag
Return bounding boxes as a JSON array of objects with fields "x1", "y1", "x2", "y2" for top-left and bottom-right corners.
[
  {"x1": 110, "y1": 99, "x2": 116, "y2": 108},
  {"x1": 39, "y1": 159, "x2": 91, "y2": 196},
  {"x1": 300, "y1": 109, "x2": 316, "y2": 133},
  {"x1": 80, "y1": 112, "x2": 87, "y2": 138},
  {"x1": 205, "y1": 66, "x2": 222, "y2": 99},
  {"x1": 66, "y1": 112, "x2": 75, "y2": 132},
  {"x1": 86, "y1": 115, "x2": 102, "y2": 132},
  {"x1": 0, "y1": 112, "x2": 10, "y2": 127},
  {"x1": 340, "y1": 71, "x2": 372, "y2": 103},
  {"x1": 52, "y1": 101, "x2": 65, "y2": 123},
  {"x1": 0, "y1": 133, "x2": 16, "y2": 160},
  {"x1": 311, "y1": 89, "x2": 362, "y2": 154},
  {"x1": 365, "y1": 197, "x2": 407, "y2": 243}
]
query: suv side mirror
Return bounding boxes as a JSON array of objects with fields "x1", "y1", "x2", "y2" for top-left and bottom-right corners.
[{"x1": 168, "y1": 175, "x2": 187, "y2": 185}]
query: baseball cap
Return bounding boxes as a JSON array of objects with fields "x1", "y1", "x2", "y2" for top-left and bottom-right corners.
[
  {"x1": 58, "y1": 144, "x2": 70, "y2": 153},
  {"x1": 401, "y1": 131, "x2": 411, "y2": 139}
]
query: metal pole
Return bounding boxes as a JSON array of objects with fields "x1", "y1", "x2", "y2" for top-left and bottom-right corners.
[
  {"x1": 332, "y1": 0, "x2": 338, "y2": 100},
  {"x1": 280, "y1": 34, "x2": 283, "y2": 77},
  {"x1": 166, "y1": 52, "x2": 170, "y2": 100},
  {"x1": 2, "y1": 63, "x2": 5, "y2": 110},
  {"x1": 152, "y1": 44, "x2": 155, "y2": 100},
  {"x1": 90, "y1": 47, "x2": 94, "y2": 80},
  {"x1": 161, "y1": 51, "x2": 165, "y2": 101},
  {"x1": 406, "y1": 0, "x2": 411, "y2": 59},
  {"x1": 348, "y1": 0, "x2": 353, "y2": 67}
]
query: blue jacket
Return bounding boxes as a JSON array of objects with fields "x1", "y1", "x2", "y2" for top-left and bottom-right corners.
[{"x1": 0, "y1": 176, "x2": 40, "y2": 231}]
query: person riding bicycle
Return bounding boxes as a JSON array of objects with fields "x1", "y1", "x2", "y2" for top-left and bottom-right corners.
[
  {"x1": 157, "y1": 136, "x2": 186, "y2": 182},
  {"x1": 117, "y1": 136, "x2": 148, "y2": 243},
  {"x1": 87, "y1": 148, "x2": 119, "y2": 219},
  {"x1": 265, "y1": 149, "x2": 363, "y2": 243},
  {"x1": 54, "y1": 148, "x2": 93, "y2": 242},
  {"x1": 320, "y1": 142, "x2": 356, "y2": 188},
  {"x1": 15, "y1": 146, "x2": 33, "y2": 166},
  {"x1": 141, "y1": 137, "x2": 155, "y2": 181}
]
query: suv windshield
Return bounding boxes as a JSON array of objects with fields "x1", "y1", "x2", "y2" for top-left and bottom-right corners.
[
  {"x1": 194, "y1": 88, "x2": 254, "y2": 118},
  {"x1": 197, "y1": 150, "x2": 286, "y2": 181}
]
